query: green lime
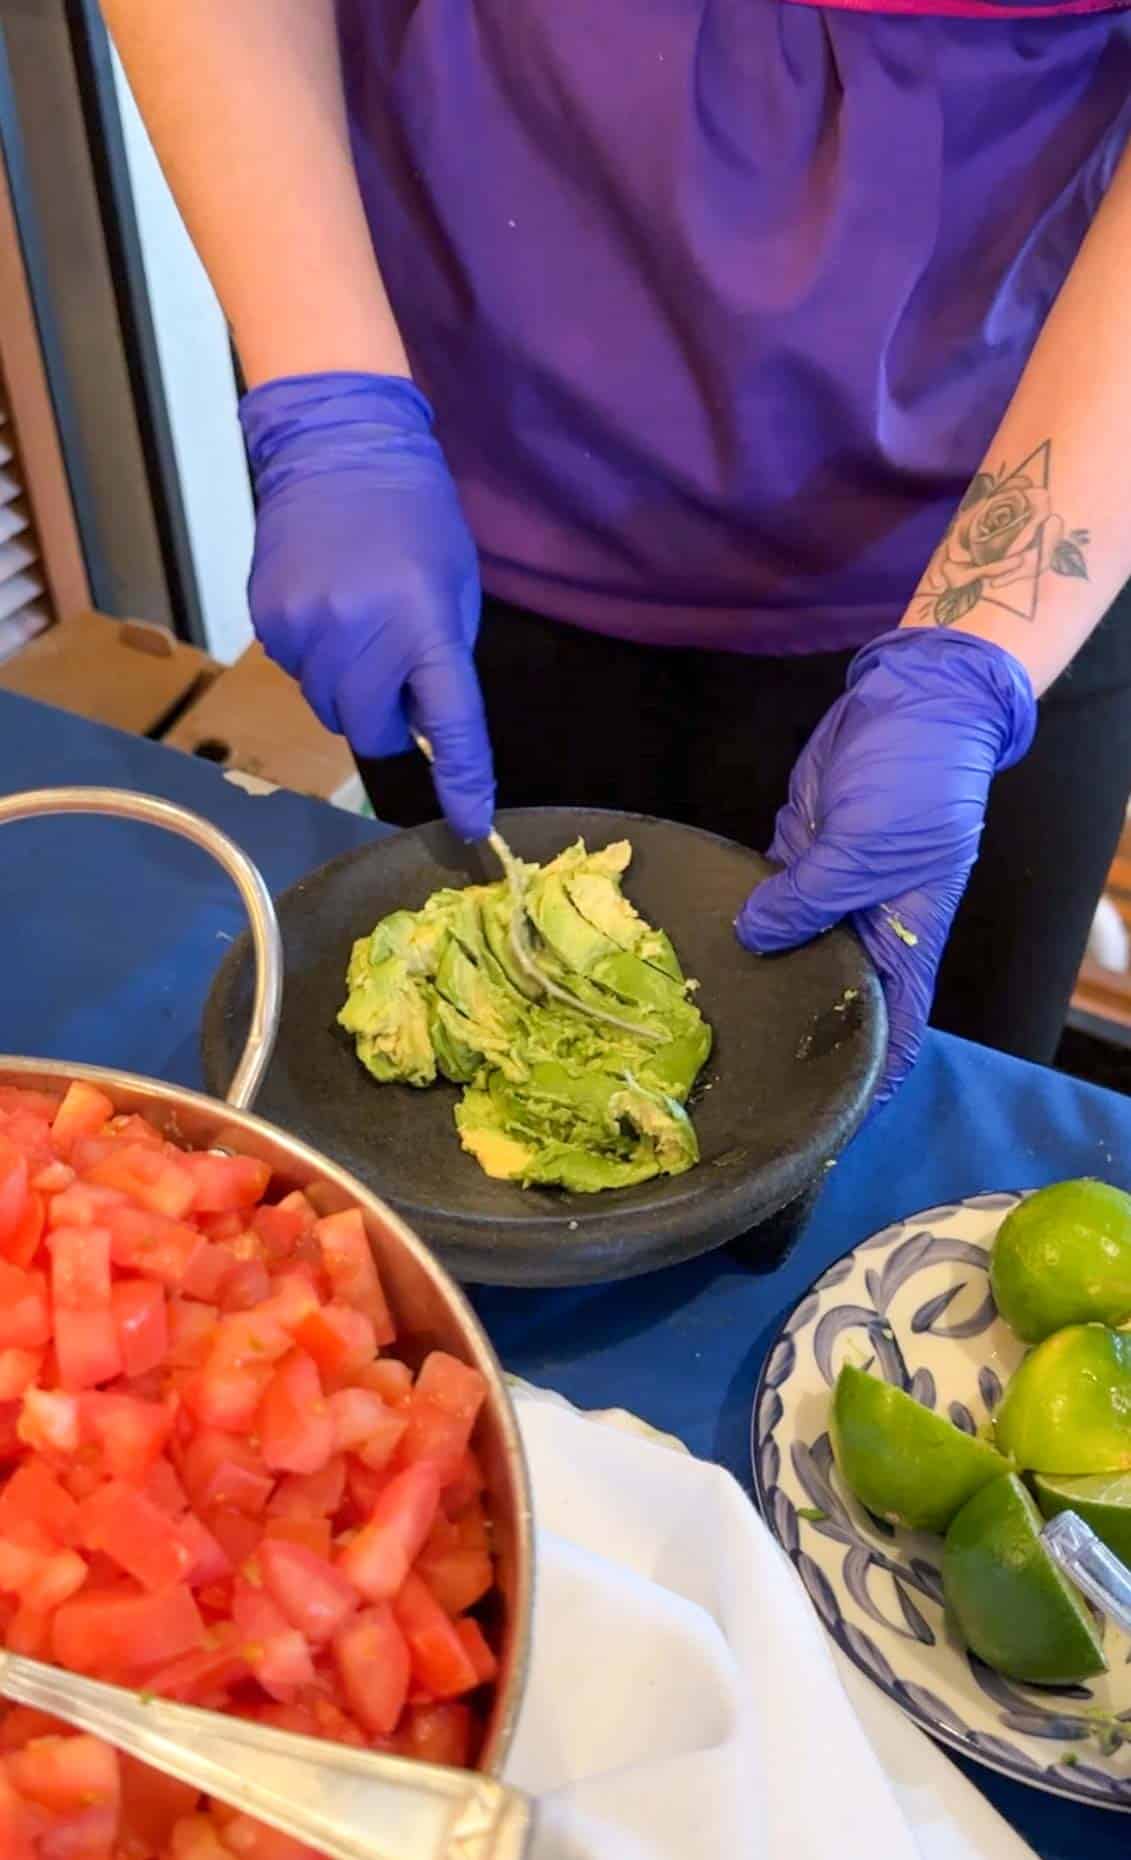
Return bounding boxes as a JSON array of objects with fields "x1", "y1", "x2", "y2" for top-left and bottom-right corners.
[
  {"x1": 994, "y1": 1324, "x2": 1131, "y2": 1474},
  {"x1": 830, "y1": 1363, "x2": 1008, "y2": 1534},
  {"x1": 1033, "y1": 1471, "x2": 1131, "y2": 1564},
  {"x1": 943, "y1": 1473, "x2": 1106, "y2": 1684},
  {"x1": 990, "y1": 1180, "x2": 1131, "y2": 1343}
]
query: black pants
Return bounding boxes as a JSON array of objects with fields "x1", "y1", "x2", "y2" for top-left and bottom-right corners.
[{"x1": 356, "y1": 591, "x2": 1131, "y2": 1066}]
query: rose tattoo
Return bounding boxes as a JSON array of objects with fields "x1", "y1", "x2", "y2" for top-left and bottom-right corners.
[{"x1": 917, "y1": 442, "x2": 1089, "y2": 628}]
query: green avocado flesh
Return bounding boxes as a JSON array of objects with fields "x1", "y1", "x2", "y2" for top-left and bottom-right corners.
[{"x1": 338, "y1": 839, "x2": 712, "y2": 1193}]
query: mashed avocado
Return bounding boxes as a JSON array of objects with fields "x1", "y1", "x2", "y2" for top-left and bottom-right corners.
[{"x1": 338, "y1": 840, "x2": 711, "y2": 1192}]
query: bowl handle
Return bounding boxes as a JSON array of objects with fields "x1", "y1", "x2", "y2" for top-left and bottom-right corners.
[{"x1": 0, "y1": 785, "x2": 282, "y2": 1111}]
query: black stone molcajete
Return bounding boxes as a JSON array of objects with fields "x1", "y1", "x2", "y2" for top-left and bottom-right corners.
[{"x1": 201, "y1": 810, "x2": 884, "y2": 1287}]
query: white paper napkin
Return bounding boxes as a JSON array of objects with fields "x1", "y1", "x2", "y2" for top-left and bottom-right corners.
[{"x1": 505, "y1": 1386, "x2": 1036, "y2": 1860}]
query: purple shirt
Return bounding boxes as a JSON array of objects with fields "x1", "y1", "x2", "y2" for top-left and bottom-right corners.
[{"x1": 338, "y1": 2, "x2": 1131, "y2": 654}]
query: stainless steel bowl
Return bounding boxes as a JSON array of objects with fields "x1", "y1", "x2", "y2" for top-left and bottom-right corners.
[{"x1": 0, "y1": 788, "x2": 534, "y2": 1855}]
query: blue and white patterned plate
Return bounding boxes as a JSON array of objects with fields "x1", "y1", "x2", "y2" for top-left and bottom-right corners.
[{"x1": 752, "y1": 1193, "x2": 1131, "y2": 1812}]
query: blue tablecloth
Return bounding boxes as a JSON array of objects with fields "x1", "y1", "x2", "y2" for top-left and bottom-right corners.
[{"x1": 3, "y1": 687, "x2": 1128, "y2": 1860}]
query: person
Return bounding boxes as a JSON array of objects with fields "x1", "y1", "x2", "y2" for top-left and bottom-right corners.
[{"x1": 103, "y1": 0, "x2": 1131, "y2": 1104}]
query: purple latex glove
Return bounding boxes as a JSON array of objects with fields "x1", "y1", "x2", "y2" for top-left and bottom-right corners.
[
  {"x1": 239, "y1": 372, "x2": 494, "y2": 840},
  {"x1": 736, "y1": 629, "x2": 1037, "y2": 1105}
]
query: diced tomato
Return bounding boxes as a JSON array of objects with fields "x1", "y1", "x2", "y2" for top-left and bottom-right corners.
[
  {"x1": 0, "y1": 1763, "x2": 34, "y2": 1860},
  {"x1": 295, "y1": 1304, "x2": 376, "y2": 1388},
  {"x1": 326, "y1": 1389, "x2": 407, "y2": 1467},
  {"x1": 106, "y1": 1112, "x2": 167, "y2": 1146},
  {"x1": 0, "y1": 1461, "x2": 80, "y2": 1546},
  {"x1": 167, "y1": 1300, "x2": 218, "y2": 1368},
  {"x1": 182, "y1": 1361, "x2": 273, "y2": 1433},
  {"x1": 80, "y1": 1482, "x2": 195, "y2": 1593},
  {"x1": 0, "y1": 1707, "x2": 70, "y2": 1751},
  {"x1": 201, "y1": 1506, "x2": 261, "y2": 1571},
  {"x1": 267, "y1": 1457, "x2": 346, "y2": 1522},
  {"x1": 415, "y1": 1353, "x2": 487, "y2": 1424},
  {"x1": 195, "y1": 1211, "x2": 246, "y2": 1244},
  {"x1": 393, "y1": 1573, "x2": 478, "y2": 1699},
  {"x1": 0, "y1": 1350, "x2": 42, "y2": 1402},
  {"x1": 353, "y1": 1359, "x2": 412, "y2": 1407},
  {"x1": 344, "y1": 1458, "x2": 385, "y2": 1521},
  {"x1": 417, "y1": 1548, "x2": 494, "y2": 1617},
  {"x1": 0, "y1": 1406, "x2": 22, "y2": 1467},
  {"x1": 144, "y1": 1458, "x2": 189, "y2": 1517},
  {"x1": 251, "y1": 1204, "x2": 310, "y2": 1266},
  {"x1": 181, "y1": 1244, "x2": 240, "y2": 1306},
  {"x1": 454, "y1": 1617, "x2": 498, "y2": 1684},
  {"x1": 230, "y1": 1578, "x2": 316, "y2": 1701},
  {"x1": 337, "y1": 1463, "x2": 442, "y2": 1603},
  {"x1": 38, "y1": 1800, "x2": 118, "y2": 1859},
  {"x1": 258, "y1": 1351, "x2": 334, "y2": 1476},
  {"x1": 0, "y1": 1137, "x2": 29, "y2": 1251},
  {"x1": 5, "y1": 1603, "x2": 51, "y2": 1656},
  {"x1": 421, "y1": 1510, "x2": 460, "y2": 1556},
  {"x1": 180, "y1": 1153, "x2": 271, "y2": 1215},
  {"x1": 19, "y1": 1546, "x2": 87, "y2": 1614},
  {"x1": 110, "y1": 1280, "x2": 168, "y2": 1381},
  {"x1": 2, "y1": 1189, "x2": 44, "y2": 1271},
  {"x1": 257, "y1": 1272, "x2": 321, "y2": 1336},
  {"x1": 145, "y1": 1619, "x2": 249, "y2": 1705},
  {"x1": 172, "y1": 1511, "x2": 232, "y2": 1587},
  {"x1": 28, "y1": 1159, "x2": 71, "y2": 1192},
  {"x1": 305, "y1": 1696, "x2": 367, "y2": 1749},
  {"x1": 451, "y1": 1499, "x2": 490, "y2": 1552},
  {"x1": 399, "y1": 1701, "x2": 473, "y2": 1769},
  {"x1": 0, "y1": 1097, "x2": 501, "y2": 1789},
  {"x1": 180, "y1": 1432, "x2": 274, "y2": 1517},
  {"x1": 19, "y1": 1389, "x2": 81, "y2": 1456},
  {"x1": 50, "y1": 1083, "x2": 115, "y2": 1158},
  {"x1": 0, "y1": 1087, "x2": 61, "y2": 1119},
  {"x1": 442, "y1": 1450, "x2": 487, "y2": 1517},
  {"x1": 392, "y1": 1398, "x2": 475, "y2": 1486},
  {"x1": 315, "y1": 1212, "x2": 395, "y2": 1344},
  {"x1": 106, "y1": 1206, "x2": 204, "y2": 1289},
  {"x1": 208, "y1": 1311, "x2": 292, "y2": 1372},
  {"x1": 275, "y1": 1191, "x2": 318, "y2": 1230},
  {"x1": 6, "y1": 1732, "x2": 119, "y2": 1815},
  {"x1": 119, "y1": 1752, "x2": 201, "y2": 1848},
  {"x1": 261, "y1": 1516, "x2": 332, "y2": 1558},
  {"x1": 219, "y1": 1815, "x2": 324, "y2": 1860},
  {"x1": 258, "y1": 1538, "x2": 359, "y2": 1645},
  {"x1": 83, "y1": 1395, "x2": 173, "y2": 1484},
  {"x1": 86, "y1": 1144, "x2": 195, "y2": 1220},
  {"x1": 53, "y1": 1583, "x2": 205, "y2": 1679},
  {"x1": 53, "y1": 1306, "x2": 122, "y2": 1394},
  {"x1": 220, "y1": 1259, "x2": 272, "y2": 1313},
  {"x1": 50, "y1": 1228, "x2": 122, "y2": 1393},
  {"x1": 0, "y1": 1264, "x2": 51, "y2": 1349},
  {"x1": 57, "y1": 1449, "x2": 104, "y2": 1508},
  {"x1": 170, "y1": 1814, "x2": 232, "y2": 1859},
  {"x1": 333, "y1": 1604, "x2": 411, "y2": 1737},
  {"x1": 49, "y1": 1226, "x2": 112, "y2": 1312},
  {"x1": 46, "y1": 1184, "x2": 125, "y2": 1231}
]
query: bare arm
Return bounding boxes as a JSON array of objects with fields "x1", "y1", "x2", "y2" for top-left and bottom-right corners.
[
  {"x1": 101, "y1": 0, "x2": 408, "y2": 386},
  {"x1": 902, "y1": 137, "x2": 1131, "y2": 696}
]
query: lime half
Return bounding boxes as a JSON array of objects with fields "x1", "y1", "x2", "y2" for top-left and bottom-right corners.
[
  {"x1": 944, "y1": 1474, "x2": 1107, "y2": 1685},
  {"x1": 991, "y1": 1180, "x2": 1131, "y2": 1343},
  {"x1": 1034, "y1": 1471, "x2": 1131, "y2": 1565},
  {"x1": 994, "y1": 1324, "x2": 1131, "y2": 1474},
  {"x1": 831, "y1": 1363, "x2": 1008, "y2": 1534}
]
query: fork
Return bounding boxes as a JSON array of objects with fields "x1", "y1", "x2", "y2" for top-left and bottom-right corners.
[{"x1": 412, "y1": 735, "x2": 659, "y2": 1043}]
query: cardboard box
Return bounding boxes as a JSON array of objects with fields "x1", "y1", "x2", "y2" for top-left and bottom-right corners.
[
  {"x1": 162, "y1": 642, "x2": 362, "y2": 809},
  {"x1": 0, "y1": 608, "x2": 216, "y2": 735}
]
